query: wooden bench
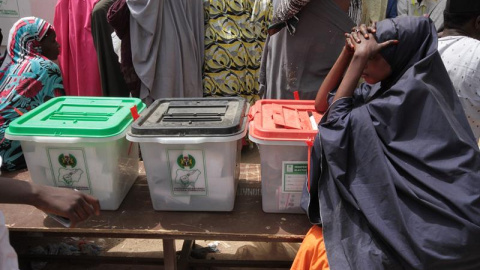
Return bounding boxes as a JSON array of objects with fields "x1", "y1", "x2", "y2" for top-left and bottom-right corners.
[{"x1": 0, "y1": 163, "x2": 311, "y2": 270}]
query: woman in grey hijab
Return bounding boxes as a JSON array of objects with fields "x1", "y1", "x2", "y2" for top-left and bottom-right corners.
[{"x1": 127, "y1": 0, "x2": 204, "y2": 105}]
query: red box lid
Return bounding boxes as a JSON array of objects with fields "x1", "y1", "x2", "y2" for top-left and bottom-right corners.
[{"x1": 248, "y1": 99, "x2": 323, "y2": 142}]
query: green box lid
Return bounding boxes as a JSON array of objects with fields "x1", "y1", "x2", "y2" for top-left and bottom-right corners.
[{"x1": 6, "y1": 97, "x2": 146, "y2": 138}]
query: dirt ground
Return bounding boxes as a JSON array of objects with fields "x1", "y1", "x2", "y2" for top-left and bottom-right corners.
[{"x1": 11, "y1": 145, "x2": 304, "y2": 270}]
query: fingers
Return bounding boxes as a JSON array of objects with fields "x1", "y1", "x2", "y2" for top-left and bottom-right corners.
[
  {"x1": 352, "y1": 23, "x2": 375, "y2": 39},
  {"x1": 83, "y1": 194, "x2": 101, "y2": 216},
  {"x1": 346, "y1": 36, "x2": 355, "y2": 51},
  {"x1": 349, "y1": 29, "x2": 361, "y2": 43},
  {"x1": 368, "y1": 21, "x2": 377, "y2": 33},
  {"x1": 74, "y1": 205, "x2": 90, "y2": 222},
  {"x1": 378, "y1": 39, "x2": 399, "y2": 50},
  {"x1": 79, "y1": 198, "x2": 96, "y2": 217},
  {"x1": 344, "y1": 33, "x2": 355, "y2": 51},
  {"x1": 67, "y1": 196, "x2": 98, "y2": 227},
  {"x1": 359, "y1": 24, "x2": 369, "y2": 38}
]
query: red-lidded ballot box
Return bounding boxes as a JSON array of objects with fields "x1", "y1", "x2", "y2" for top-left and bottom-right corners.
[{"x1": 248, "y1": 99, "x2": 322, "y2": 213}]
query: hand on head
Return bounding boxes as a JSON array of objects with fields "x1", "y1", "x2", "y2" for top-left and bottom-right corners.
[
  {"x1": 345, "y1": 22, "x2": 398, "y2": 59},
  {"x1": 345, "y1": 23, "x2": 377, "y2": 54}
]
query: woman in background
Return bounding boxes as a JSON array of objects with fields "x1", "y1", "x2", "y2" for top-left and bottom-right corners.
[{"x1": 0, "y1": 17, "x2": 64, "y2": 171}]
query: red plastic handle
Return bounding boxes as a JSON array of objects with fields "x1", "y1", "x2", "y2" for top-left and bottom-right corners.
[
  {"x1": 130, "y1": 105, "x2": 140, "y2": 120},
  {"x1": 293, "y1": 91, "x2": 300, "y2": 100}
]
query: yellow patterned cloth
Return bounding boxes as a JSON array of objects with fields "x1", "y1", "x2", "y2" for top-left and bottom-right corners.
[{"x1": 203, "y1": 0, "x2": 272, "y2": 105}]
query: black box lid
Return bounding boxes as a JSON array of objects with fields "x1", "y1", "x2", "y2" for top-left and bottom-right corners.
[{"x1": 130, "y1": 97, "x2": 248, "y2": 137}]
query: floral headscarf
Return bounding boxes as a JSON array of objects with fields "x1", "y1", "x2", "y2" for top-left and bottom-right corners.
[{"x1": 0, "y1": 17, "x2": 64, "y2": 171}]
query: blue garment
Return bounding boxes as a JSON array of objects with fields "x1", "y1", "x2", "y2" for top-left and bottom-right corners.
[
  {"x1": 308, "y1": 17, "x2": 480, "y2": 269},
  {"x1": 0, "y1": 17, "x2": 64, "y2": 171},
  {"x1": 386, "y1": 0, "x2": 397, "y2": 18}
]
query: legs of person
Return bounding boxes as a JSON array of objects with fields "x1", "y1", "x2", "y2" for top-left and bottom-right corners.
[
  {"x1": 91, "y1": 0, "x2": 130, "y2": 97},
  {"x1": 291, "y1": 225, "x2": 330, "y2": 270}
]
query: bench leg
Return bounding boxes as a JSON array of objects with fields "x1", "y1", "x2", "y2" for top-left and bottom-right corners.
[
  {"x1": 177, "y1": 240, "x2": 195, "y2": 270},
  {"x1": 163, "y1": 239, "x2": 177, "y2": 270}
]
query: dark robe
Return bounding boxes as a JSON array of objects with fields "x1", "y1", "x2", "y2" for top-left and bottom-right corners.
[{"x1": 308, "y1": 16, "x2": 480, "y2": 269}]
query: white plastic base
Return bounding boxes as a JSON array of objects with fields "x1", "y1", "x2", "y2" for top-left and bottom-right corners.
[
  {"x1": 139, "y1": 140, "x2": 241, "y2": 211},
  {"x1": 20, "y1": 137, "x2": 139, "y2": 210},
  {"x1": 257, "y1": 144, "x2": 307, "y2": 214}
]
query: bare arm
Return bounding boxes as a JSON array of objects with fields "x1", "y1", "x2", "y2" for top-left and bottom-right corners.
[
  {"x1": 332, "y1": 32, "x2": 398, "y2": 103},
  {"x1": 331, "y1": 53, "x2": 368, "y2": 103},
  {"x1": 315, "y1": 24, "x2": 378, "y2": 113},
  {"x1": 0, "y1": 177, "x2": 100, "y2": 227},
  {"x1": 315, "y1": 46, "x2": 354, "y2": 113}
]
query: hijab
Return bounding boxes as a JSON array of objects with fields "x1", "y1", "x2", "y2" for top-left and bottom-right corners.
[
  {"x1": 308, "y1": 16, "x2": 480, "y2": 269},
  {"x1": 0, "y1": 17, "x2": 64, "y2": 171}
]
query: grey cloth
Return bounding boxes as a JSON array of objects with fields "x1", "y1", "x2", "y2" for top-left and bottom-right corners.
[
  {"x1": 91, "y1": 0, "x2": 130, "y2": 97},
  {"x1": 127, "y1": 0, "x2": 204, "y2": 103},
  {"x1": 397, "y1": 0, "x2": 446, "y2": 31},
  {"x1": 260, "y1": 0, "x2": 354, "y2": 100}
]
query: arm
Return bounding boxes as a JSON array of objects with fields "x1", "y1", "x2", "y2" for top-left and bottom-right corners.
[
  {"x1": 315, "y1": 46, "x2": 354, "y2": 113},
  {"x1": 332, "y1": 33, "x2": 398, "y2": 103},
  {"x1": 331, "y1": 53, "x2": 368, "y2": 103},
  {"x1": 0, "y1": 177, "x2": 100, "y2": 227},
  {"x1": 315, "y1": 24, "x2": 378, "y2": 113}
]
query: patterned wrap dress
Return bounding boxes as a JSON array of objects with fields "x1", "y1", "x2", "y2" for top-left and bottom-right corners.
[
  {"x1": 203, "y1": 0, "x2": 272, "y2": 105},
  {"x1": 0, "y1": 17, "x2": 64, "y2": 171}
]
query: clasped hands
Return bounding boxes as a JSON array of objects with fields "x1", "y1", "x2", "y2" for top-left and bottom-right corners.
[{"x1": 344, "y1": 22, "x2": 398, "y2": 59}]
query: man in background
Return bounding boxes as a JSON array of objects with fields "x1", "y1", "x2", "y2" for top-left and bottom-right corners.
[{"x1": 438, "y1": 0, "x2": 480, "y2": 144}]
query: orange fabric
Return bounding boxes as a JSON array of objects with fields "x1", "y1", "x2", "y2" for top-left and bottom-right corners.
[{"x1": 291, "y1": 225, "x2": 330, "y2": 270}]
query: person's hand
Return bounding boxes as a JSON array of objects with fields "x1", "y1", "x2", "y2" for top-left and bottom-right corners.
[
  {"x1": 345, "y1": 22, "x2": 397, "y2": 59},
  {"x1": 33, "y1": 184, "x2": 100, "y2": 227},
  {"x1": 345, "y1": 22, "x2": 378, "y2": 52},
  {"x1": 349, "y1": 22, "x2": 377, "y2": 43},
  {"x1": 351, "y1": 33, "x2": 398, "y2": 59}
]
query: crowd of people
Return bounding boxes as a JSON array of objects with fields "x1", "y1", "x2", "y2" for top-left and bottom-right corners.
[{"x1": 0, "y1": 0, "x2": 479, "y2": 269}]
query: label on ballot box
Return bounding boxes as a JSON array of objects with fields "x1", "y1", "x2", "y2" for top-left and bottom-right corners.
[
  {"x1": 282, "y1": 161, "x2": 307, "y2": 193},
  {"x1": 47, "y1": 148, "x2": 92, "y2": 193},
  {"x1": 167, "y1": 149, "x2": 207, "y2": 196}
]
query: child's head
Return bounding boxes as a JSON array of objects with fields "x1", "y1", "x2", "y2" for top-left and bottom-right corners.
[
  {"x1": 373, "y1": 16, "x2": 437, "y2": 87},
  {"x1": 361, "y1": 53, "x2": 391, "y2": 84}
]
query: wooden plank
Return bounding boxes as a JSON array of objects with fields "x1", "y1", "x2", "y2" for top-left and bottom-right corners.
[
  {"x1": 17, "y1": 254, "x2": 164, "y2": 265},
  {"x1": 17, "y1": 254, "x2": 293, "y2": 268}
]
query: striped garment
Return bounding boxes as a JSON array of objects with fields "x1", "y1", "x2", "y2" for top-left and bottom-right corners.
[{"x1": 0, "y1": 17, "x2": 64, "y2": 171}]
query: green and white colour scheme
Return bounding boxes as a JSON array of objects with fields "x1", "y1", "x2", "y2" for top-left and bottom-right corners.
[{"x1": 6, "y1": 96, "x2": 146, "y2": 210}]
